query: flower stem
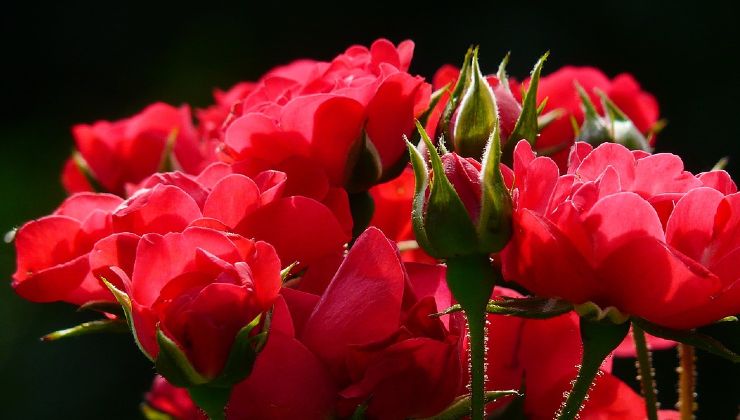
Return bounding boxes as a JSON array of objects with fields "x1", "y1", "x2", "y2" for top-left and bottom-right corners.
[
  {"x1": 557, "y1": 317, "x2": 630, "y2": 420},
  {"x1": 632, "y1": 323, "x2": 659, "y2": 420},
  {"x1": 445, "y1": 255, "x2": 496, "y2": 420},
  {"x1": 677, "y1": 343, "x2": 696, "y2": 420}
]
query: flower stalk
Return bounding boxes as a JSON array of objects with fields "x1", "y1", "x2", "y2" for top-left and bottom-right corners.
[
  {"x1": 632, "y1": 323, "x2": 659, "y2": 420},
  {"x1": 677, "y1": 343, "x2": 697, "y2": 419}
]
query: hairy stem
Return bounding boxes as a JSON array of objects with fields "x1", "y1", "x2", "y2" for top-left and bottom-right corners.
[
  {"x1": 677, "y1": 343, "x2": 696, "y2": 420},
  {"x1": 557, "y1": 317, "x2": 629, "y2": 420},
  {"x1": 632, "y1": 324, "x2": 659, "y2": 420},
  {"x1": 445, "y1": 255, "x2": 496, "y2": 420}
]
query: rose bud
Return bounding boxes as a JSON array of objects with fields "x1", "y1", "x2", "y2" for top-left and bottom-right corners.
[
  {"x1": 408, "y1": 121, "x2": 512, "y2": 259},
  {"x1": 433, "y1": 48, "x2": 547, "y2": 162}
]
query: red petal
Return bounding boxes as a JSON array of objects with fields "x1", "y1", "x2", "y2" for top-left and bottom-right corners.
[
  {"x1": 113, "y1": 184, "x2": 202, "y2": 235},
  {"x1": 203, "y1": 174, "x2": 261, "y2": 229}
]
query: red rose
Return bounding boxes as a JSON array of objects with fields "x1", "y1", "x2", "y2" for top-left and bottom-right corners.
[
  {"x1": 221, "y1": 39, "x2": 431, "y2": 191},
  {"x1": 16, "y1": 167, "x2": 349, "y2": 306},
  {"x1": 501, "y1": 140, "x2": 740, "y2": 329},
  {"x1": 109, "y1": 226, "x2": 281, "y2": 379},
  {"x1": 300, "y1": 228, "x2": 462, "y2": 419},
  {"x1": 12, "y1": 193, "x2": 123, "y2": 304},
  {"x1": 529, "y1": 66, "x2": 659, "y2": 167},
  {"x1": 62, "y1": 103, "x2": 210, "y2": 195}
]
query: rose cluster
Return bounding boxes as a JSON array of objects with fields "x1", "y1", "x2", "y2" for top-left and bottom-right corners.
[{"x1": 9, "y1": 39, "x2": 739, "y2": 420}]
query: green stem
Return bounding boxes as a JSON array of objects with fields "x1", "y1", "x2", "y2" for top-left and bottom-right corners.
[
  {"x1": 446, "y1": 255, "x2": 496, "y2": 420},
  {"x1": 677, "y1": 343, "x2": 696, "y2": 420},
  {"x1": 557, "y1": 317, "x2": 630, "y2": 420},
  {"x1": 188, "y1": 386, "x2": 230, "y2": 420},
  {"x1": 632, "y1": 323, "x2": 659, "y2": 420}
]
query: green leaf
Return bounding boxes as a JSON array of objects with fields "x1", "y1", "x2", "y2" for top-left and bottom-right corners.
[
  {"x1": 477, "y1": 124, "x2": 512, "y2": 253},
  {"x1": 433, "y1": 296, "x2": 572, "y2": 320},
  {"x1": 437, "y1": 47, "x2": 474, "y2": 142},
  {"x1": 452, "y1": 47, "x2": 498, "y2": 158},
  {"x1": 422, "y1": 390, "x2": 520, "y2": 420},
  {"x1": 537, "y1": 109, "x2": 562, "y2": 131},
  {"x1": 505, "y1": 51, "x2": 549, "y2": 162},
  {"x1": 41, "y1": 319, "x2": 128, "y2": 342},
  {"x1": 210, "y1": 312, "x2": 270, "y2": 387},
  {"x1": 280, "y1": 262, "x2": 298, "y2": 282},
  {"x1": 632, "y1": 318, "x2": 740, "y2": 363},
  {"x1": 417, "y1": 122, "x2": 479, "y2": 257},
  {"x1": 155, "y1": 327, "x2": 209, "y2": 388},
  {"x1": 348, "y1": 190, "x2": 376, "y2": 241},
  {"x1": 101, "y1": 277, "x2": 153, "y2": 361}
]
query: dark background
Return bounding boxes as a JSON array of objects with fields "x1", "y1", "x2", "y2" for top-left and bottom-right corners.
[{"x1": 1, "y1": 2, "x2": 738, "y2": 419}]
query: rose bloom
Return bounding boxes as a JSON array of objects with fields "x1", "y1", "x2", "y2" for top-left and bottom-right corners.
[
  {"x1": 219, "y1": 38, "x2": 431, "y2": 191},
  {"x1": 141, "y1": 227, "x2": 462, "y2": 420},
  {"x1": 62, "y1": 103, "x2": 212, "y2": 195},
  {"x1": 13, "y1": 167, "x2": 349, "y2": 305},
  {"x1": 502, "y1": 140, "x2": 739, "y2": 329}
]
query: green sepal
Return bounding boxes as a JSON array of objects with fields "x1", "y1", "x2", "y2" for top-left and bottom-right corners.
[
  {"x1": 345, "y1": 132, "x2": 384, "y2": 193},
  {"x1": 422, "y1": 390, "x2": 520, "y2": 420},
  {"x1": 503, "y1": 52, "x2": 549, "y2": 163},
  {"x1": 280, "y1": 262, "x2": 298, "y2": 282},
  {"x1": 452, "y1": 47, "x2": 498, "y2": 159},
  {"x1": 155, "y1": 327, "x2": 209, "y2": 388},
  {"x1": 407, "y1": 137, "x2": 437, "y2": 256},
  {"x1": 712, "y1": 156, "x2": 729, "y2": 171},
  {"x1": 575, "y1": 83, "x2": 610, "y2": 146},
  {"x1": 419, "y1": 84, "x2": 451, "y2": 131},
  {"x1": 598, "y1": 92, "x2": 651, "y2": 151},
  {"x1": 4, "y1": 227, "x2": 17, "y2": 243},
  {"x1": 416, "y1": 122, "x2": 479, "y2": 257},
  {"x1": 632, "y1": 317, "x2": 740, "y2": 363},
  {"x1": 140, "y1": 404, "x2": 175, "y2": 420},
  {"x1": 574, "y1": 301, "x2": 629, "y2": 324},
  {"x1": 348, "y1": 190, "x2": 376, "y2": 241},
  {"x1": 209, "y1": 312, "x2": 270, "y2": 387},
  {"x1": 41, "y1": 319, "x2": 128, "y2": 342},
  {"x1": 158, "y1": 128, "x2": 181, "y2": 173},
  {"x1": 537, "y1": 108, "x2": 562, "y2": 131},
  {"x1": 496, "y1": 52, "x2": 511, "y2": 93},
  {"x1": 101, "y1": 277, "x2": 153, "y2": 361},
  {"x1": 433, "y1": 296, "x2": 572, "y2": 320},
  {"x1": 71, "y1": 149, "x2": 104, "y2": 192},
  {"x1": 351, "y1": 403, "x2": 368, "y2": 420},
  {"x1": 437, "y1": 47, "x2": 474, "y2": 142},
  {"x1": 77, "y1": 300, "x2": 125, "y2": 316},
  {"x1": 188, "y1": 385, "x2": 230, "y2": 420},
  {"x1": 477, "y1": 124, "x2": 513, "y2": 253}
]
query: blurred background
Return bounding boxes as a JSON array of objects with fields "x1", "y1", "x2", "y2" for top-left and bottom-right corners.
[{"x1": 1, "y1": 1, "x2": 738, "y2": 418}]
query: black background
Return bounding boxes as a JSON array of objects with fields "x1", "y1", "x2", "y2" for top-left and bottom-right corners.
[{"x1": 1, "y1": 1, "x2": 738, "y2": 419}]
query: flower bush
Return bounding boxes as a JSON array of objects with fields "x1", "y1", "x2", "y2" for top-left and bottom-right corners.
[{"x1": 9, "y1": 38, "x2": 739, "y2": 420}]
